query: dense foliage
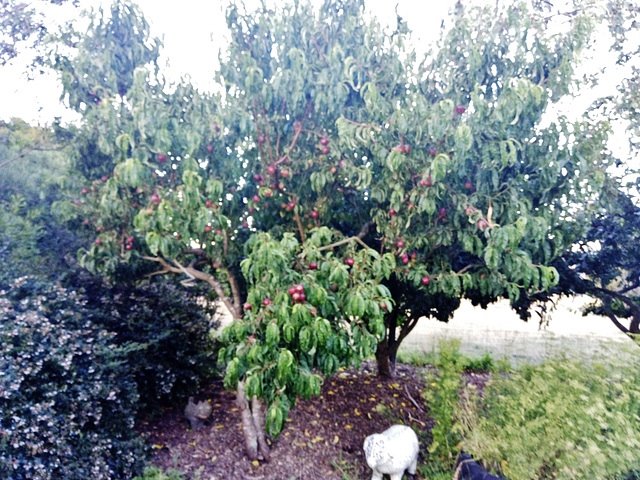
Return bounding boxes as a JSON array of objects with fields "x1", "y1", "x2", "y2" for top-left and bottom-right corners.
[
  {"x1": 45, "y1": 0, "x2": 619, "y2": 459},
  {"x1": 81, "y1": 279, "x2": 219, "y2": 410},
  {"x1": 0, "y1": 277, "x2": 147, "y2": 480},
  {"x1": 460, "y1": 355, "x2": 640, "y2": 480}
]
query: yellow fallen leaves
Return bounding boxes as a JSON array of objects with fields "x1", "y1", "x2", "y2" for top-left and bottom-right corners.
[
  {"x1": 345, "y1": 424, "x2": 352, "y2": 429},
  {"x1": 333, "y1": 435, "x2": 339, "y2": 444},
  {"x1": 252, "y1": 460, "x2": 260, "y2": 466},
  {"x1": 152, "y1": 444, "x2": 163, "y2": 449},
  {"x1": 215, "y1": 425, "x2": 224, "y2": 429}
]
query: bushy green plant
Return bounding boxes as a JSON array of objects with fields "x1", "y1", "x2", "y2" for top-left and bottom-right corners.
[
  {"x1": 0, "y1": 277, "x2": 148, "y2": 479},
  {"x1": 133, "y1": 466, "x2": 199, "y2": 480},
  {"x1": 460, "y1": 355, "x2": 640, "y2": 480},
  {"x1": 421, "y1": 340, "x2": 467, "y2": 470},
  {"x1": 78, "y1": 278, "x2": 219, "y2": 411},
  {"x1": 462, "y1": 352, "x2": 495, "y2": 372}
]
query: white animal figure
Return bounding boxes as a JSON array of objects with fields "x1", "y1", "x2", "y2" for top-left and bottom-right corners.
[{"x1": 363, "y1": 424, "x2": 419, "y2": 480}]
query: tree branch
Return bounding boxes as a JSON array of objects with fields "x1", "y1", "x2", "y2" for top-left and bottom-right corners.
[
  {"x1": 142, "y1": 255, "x2": 241, "y2": 319},
  {"x1": 395, "y1": 316, "x2": 420, "y2": 347},
  {"x1": 317, "y1": 221, "x2": 375, "y2": 252}
]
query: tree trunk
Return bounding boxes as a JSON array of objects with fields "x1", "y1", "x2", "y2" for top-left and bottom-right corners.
[
  {"x1": 251, "y1": 395, "x2": 271, "y2": 461},
  {"x1": 376, "y1": 337, "x2": 394, "y2": 378},
  {"x1": 236, "y1": 380, "x2": 270, "y2": 461},
  {"x1": 376, "y1": 309, "x2": 399, "y2": 378},
  {"x1": 376, "y1": 309, "x2": 421, "y2": 378}
]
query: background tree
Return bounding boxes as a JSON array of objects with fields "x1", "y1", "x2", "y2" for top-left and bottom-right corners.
[
  {"x1": 0, "y1": 0, "x2": 77, "y2": 70},
  {"x1": 52, "y1": 0, "x2": 612, "y2": 460}
]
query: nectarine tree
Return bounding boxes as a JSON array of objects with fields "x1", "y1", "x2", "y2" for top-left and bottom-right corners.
[{"x1": 53, "y1": 0, "x2": 612, "y2": 459}]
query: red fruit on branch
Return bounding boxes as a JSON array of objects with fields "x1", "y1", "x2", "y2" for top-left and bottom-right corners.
[
  {"x1": 205, "y1": 225, "x2": 212, "y2": 232},
  {"x1": 95, "y1": 238, "x2": 101, "y2": 245},
  {"x1": 151, "y1": 193, "x2": 160, "y2": 203},
  {"x1": 267, "y1": 165, "x2": 277, "y2": 175},
  {"x1": 440, "y1": 208, "x2": 447, "y2": 217},
  {"x1": 253, "y1": 174, "x2": 262, "y2": 181},
  {"x1": 311, "y1": 210, "x2": 318, "y2": 218},
  {"x1": 158, "y1": 154, "x2": 167, "y2": 162},
  {"x1": 455, "y1": 106, "x2": 466, "y2": 114},
  {"x1": 396, "y1": 239, "x2": 405, "y2": 248},
  {"x1": 243, "y1": 302, "x2": 252, "y2": 310},
  {"x1": 309, "y1": 261, "x2": 318, "y2": 270},
  {"x1": 389, "y1": 209, "x2": 397, "y2": 217},
  {"x1": 81, "y1": 188, "x2": 88, "y2": 195},
  {"x1": 288, "y1": 286, "x2": 297, "y2": 296},
  {"x1": 295, "y1": 284, "x2": 304, "y2": 293},
  {"x1": 206, "y1": 200, "x2": 212, "y2": 207},
  {"x1": 477, "y1": 219, "x2": 489, "y2": 230},
  {"x1": 320, "y1": 137, "x2": 329, "y2": 146},
  {"x1": 403, "y1": 145, "x2": 412, "y2": 154},
  {"x1": 262, "y1": 298, "x2": 271, "y2": 306},
  {"x1": 322, "y1": 145, "x2": 330, "y2": 154},
  {"x1": 126, "y1": 236, "x2": 134, "y2": 243},
  {"x1": 344, "y1": 258, "x2": 355, "y2": 266},
  {"x1": 419, "y1": 175, "x2": 432, "y2": 187},
  {"x1": 258, "y1": 135, "x2": 265, "y2": 144},
  {"x1": 207, "y1": 145, "x2": 213, "y2": 152},
  {"x1": 422, "y1": 276, "x2": 430, "y2": 285},
  {"x1": 125, "y1": 244, "x2": 133, "y2": 251},
  {"x1": 464, "y1": 181, "x2": 473, "y2": 189},
  {"x1": 465, "y1": 206, "x2": 476, "y2": 215},
  {"x1": 253, "y1": 195, "x2": 261, "y2": 203},
  {"x1": 101, "y1": 176, "x2": 108, "y2": 182}
]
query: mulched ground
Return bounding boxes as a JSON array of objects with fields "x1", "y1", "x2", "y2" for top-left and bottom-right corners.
[{"x1": 137, "y1": 361, "x2": 435, "y2": 480}]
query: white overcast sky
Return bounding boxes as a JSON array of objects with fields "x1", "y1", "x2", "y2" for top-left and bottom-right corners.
[
  {"x1": 0, "y1": 0, "x2": 635, "y2": 164},
  {"x1": 0, "y1": 0, "x2": 457, "y2": 125}
]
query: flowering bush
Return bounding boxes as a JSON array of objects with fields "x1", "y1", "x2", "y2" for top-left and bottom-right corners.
[{"x1": 0, "y1": 277, "x2": 147, "y2": 480}]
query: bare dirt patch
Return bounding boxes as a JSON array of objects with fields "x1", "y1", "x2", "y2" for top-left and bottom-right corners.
[{"x1": 138, "y1": 362, "x2": 430, "y2": 480}]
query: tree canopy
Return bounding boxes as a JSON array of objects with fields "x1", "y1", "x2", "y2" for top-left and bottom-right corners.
[{"x1": 45, "y1": 0, "x2": 632, "y2": 460}]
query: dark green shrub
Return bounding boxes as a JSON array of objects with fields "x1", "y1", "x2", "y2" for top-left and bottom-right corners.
[
  {"x1": 88, "y1": 281, "x2": 219, "y2": 410},
  {"x1": 0, "y1": 277, "x2": 148, "y2": 479},
  {"x1": 462, "y1": 352, "x2": 495, "y2": 372},
  {"x1": 460, "y1": 356, "x2": 640, "y2": 480}
]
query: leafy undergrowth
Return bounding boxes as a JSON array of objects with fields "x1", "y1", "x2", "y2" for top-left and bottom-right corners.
[{"x1": 137, "y1": 361, "x2": 431, "y2": 480}]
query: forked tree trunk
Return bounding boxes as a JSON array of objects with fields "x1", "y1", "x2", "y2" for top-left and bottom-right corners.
[
  {"x1": 236, "y1": 380, "x2": 270, "y2": 461},
  {"x1": 376, "y1": 309, "x2": 420, "y2": 378}
]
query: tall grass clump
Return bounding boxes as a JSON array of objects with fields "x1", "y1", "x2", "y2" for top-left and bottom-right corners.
[{"x1": 460, "y1": 351, "x2": 640, "y2": 479}]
